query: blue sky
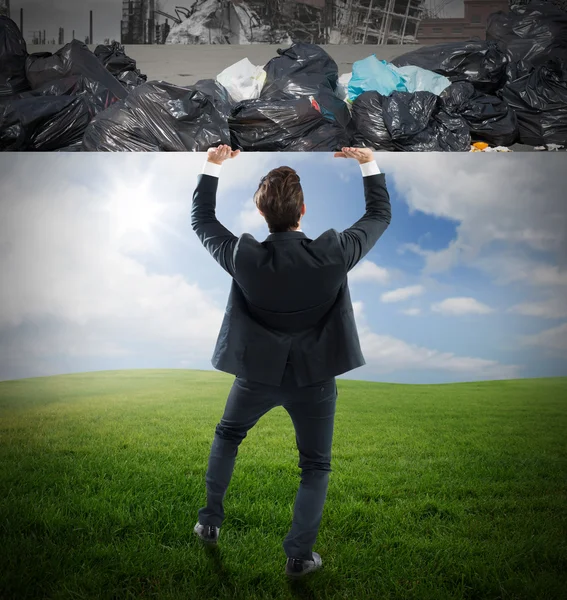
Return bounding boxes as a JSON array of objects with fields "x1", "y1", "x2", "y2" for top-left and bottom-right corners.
[{"x1": 0, "y1": 152, "x2": 566, "y2": 384}]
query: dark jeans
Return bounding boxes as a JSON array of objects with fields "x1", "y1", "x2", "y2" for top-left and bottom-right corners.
[{"x1": 197, "y1": 362, "x2": 337, "y2": 561}]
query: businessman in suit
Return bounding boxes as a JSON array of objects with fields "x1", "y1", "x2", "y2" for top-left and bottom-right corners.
[{"x1": 191, "y1": 145, "x2": 391, "y2": 578}]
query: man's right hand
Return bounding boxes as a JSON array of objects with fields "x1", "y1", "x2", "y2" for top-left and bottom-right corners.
[{"x1": 334, "y1": 147, "x2": 375, "y2": 165}]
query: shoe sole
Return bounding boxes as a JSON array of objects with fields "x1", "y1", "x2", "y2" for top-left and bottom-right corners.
[{"x1": 285, "y1": 563, "x2": 322, "y2": 578}]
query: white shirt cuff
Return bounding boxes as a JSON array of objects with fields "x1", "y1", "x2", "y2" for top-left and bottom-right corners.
[
  {"x1": 202, "y1": 161, "x2": 222, "y2": 177},
  {"x1": 360, "y1": 160, "x2": 380, "y2": 176}
]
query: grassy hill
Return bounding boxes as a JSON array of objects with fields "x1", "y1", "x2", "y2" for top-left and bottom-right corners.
[{"x1": 1, "y1": 370, "x2": 566, "y2": 599}]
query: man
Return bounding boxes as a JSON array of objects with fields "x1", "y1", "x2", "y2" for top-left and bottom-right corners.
[{"x1": 191, "y1": 145, "x2": 391, "y2": 578}]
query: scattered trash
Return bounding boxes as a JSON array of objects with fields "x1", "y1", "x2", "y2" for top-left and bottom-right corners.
[
  {"x1": 483, "y1": 146, "x2": 513, "y2": 152},
  {"x1": 0, "y1": 16, "x2": 29, "y2": 96},
  {"x1": 216, "y1": 58, "x2": 266, "y2": 103},
  {"x1": 391, "y1": 40, "x2": 509, "y2": 94},
  {"x1": 533, "y1": 143, "x2": 566, "y2": 151},
  {"x1": 472, "y1": 141, "x2": 489, "y2": 150},
  {"x1": 82, "y1": 81, "x2": 231, "y2": 151}
]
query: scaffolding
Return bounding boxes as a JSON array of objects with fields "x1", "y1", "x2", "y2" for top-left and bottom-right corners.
[
  {"x1": 337, "y1": 0, "x2": 425, "y2": 44},
  {"x1": 121, "y1": 0, "x2": 149, "y2": 44}
]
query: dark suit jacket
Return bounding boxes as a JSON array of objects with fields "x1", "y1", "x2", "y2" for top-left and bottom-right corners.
[{"x1": 191, "y1": 169, "x2": 391, "y2": 387}]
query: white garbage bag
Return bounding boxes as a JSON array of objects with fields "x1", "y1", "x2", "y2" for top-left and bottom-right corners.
[
  {"x1": 216, "y1": 58, "x2": 267, "y2": 103},
  {"x1": 335, "y1": 72, "x2": 352, "y2": 102}
]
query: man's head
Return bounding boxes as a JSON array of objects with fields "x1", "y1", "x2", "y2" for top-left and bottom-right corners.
[{"x1": 254, "y1": 166, "x2": 306, "y2": 233}]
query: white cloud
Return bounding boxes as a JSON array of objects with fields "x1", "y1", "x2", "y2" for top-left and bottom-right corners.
[
  {"x1": 508, "y1": 297, "x2": 567, "y2": 319},
  {"x1": 237, "y1": 200, "x2": 267, "y2": 233},
  {"x1": 520, "y1": 322, "x2": 567, "y2": 352},
  {"x1": 377, "y1": 154, "x2": 567, "y2": 280},
  {"x1": 400, "y1": 308, "x2": 421, "y2": 316},
  {"x1": 431, "y1": 297, "x2": 494, "y2": 315},
  {"x1": 353, "y1": 302, "x2": 520, "y2": 379},
  {"x1": 349, "y1": 260, "x2": 391, "y2": 284},
  {"x1": 381, "y1": 285, "x2": 425, "y2": 303},
  {"x1": 0, "y1": 156, "x2": 227, "y2": 371}
]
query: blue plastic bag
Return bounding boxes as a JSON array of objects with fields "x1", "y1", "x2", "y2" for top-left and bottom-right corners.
[
  {"x1": 396, "y1": 65, "x2": 451, "y2": 95},
  {"x1": 347, "y1": 55, "x2": 452, "y2": 101},
  {"x1": 348, "y1": 55, "x2": 406, "y2": 101}
]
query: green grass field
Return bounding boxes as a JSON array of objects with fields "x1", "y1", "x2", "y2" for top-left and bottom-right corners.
[{"x1": 1, "y1": 370, "x2": 566, "y2": 600}]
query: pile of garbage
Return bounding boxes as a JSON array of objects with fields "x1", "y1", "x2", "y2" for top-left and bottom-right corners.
[{"x1": 0, "y1": 0, "x2": 565, "y2": 152}]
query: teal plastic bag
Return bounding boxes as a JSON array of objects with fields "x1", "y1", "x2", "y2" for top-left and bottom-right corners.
[
  {"x1": 347, "y1": 55, "x2": 452, "y2": 101},
  {"x1": 348, "y1": 55, "x2": 406, "y2": 101},
  {"x1": 396, "y1": 65, "x2": 451, "y2": 95}
]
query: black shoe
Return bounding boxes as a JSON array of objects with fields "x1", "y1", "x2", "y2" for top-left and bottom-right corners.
[
  {"x1": 285, "y1": 552, "x2": 322, "y2": 578},
  {"x1": 193, "y1": 521, "x2": 219, "y2": 544}
]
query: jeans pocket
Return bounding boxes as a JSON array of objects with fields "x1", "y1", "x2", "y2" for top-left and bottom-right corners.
[{"x1": 320, "y1": 379, "x2": 337, "y2": 401}]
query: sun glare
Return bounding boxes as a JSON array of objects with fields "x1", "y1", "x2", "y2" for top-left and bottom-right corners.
[{"x1": 108, "y1": 182, "x2": 163, "y2": 236}]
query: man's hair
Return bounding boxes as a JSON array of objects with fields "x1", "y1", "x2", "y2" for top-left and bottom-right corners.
[{"x1": 253, "y1": 166, "x2": 304, "y2": 233}]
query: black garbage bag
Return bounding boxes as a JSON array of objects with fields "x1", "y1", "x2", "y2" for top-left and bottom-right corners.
[
  {"x1": 260, "y1": 71, "x2": 352, "y2": 131},
  {"x1": 351, "y1": 91, "x2": 395, "y2": 151},
  {"x1": 382, "y1": 91, "x2": 471, "y2": 152},
  {"x1": 0, "y1": 95, "x2": 90, "y2": 150},
  {"x1": 115, "y1": 69, "x2": 147, "y2": 92},
  {"x1": 0, "y1": 16, "x2": 29, "y2": 96},
  {"x1": 486, "y1": 1, "x2": 567, "y2": 67},
  {"x1": 94, "y1": 41, "x2": 137, "y2": 74},
  {"x1": 262, "y1": 42, "x2": 339, "y2": 93},
  {"x1": 229, "y1": 96, "x2": 351, "y2": 151},
  {"x1": 82, "y1": 81, "x2": 231, "y2": 151},
  {"x1": 193, "y1": 78, "x2": 234, "y2": 120},
  {"x1": 94, "y1": 41, "x2": 148, "y2": 91},
  {"x1": 501, "y1": 58, "x2": 567, "y2": 146},
  {"x1": 19, "y1": 74, "x2": 123, "y2": 116},
  {"x1": 25, "y1": 40, "x2": 128, "y2": 102},
  {"x1": 391, "y1": 40, "x2": 509, "y2": 94},
  {"x1": 440, "y1": 81, "x2": 519, "y2": 146}
]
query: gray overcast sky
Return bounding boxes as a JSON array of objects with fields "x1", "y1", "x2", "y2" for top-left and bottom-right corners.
[{"x1": 9, "y1": 0, "x2": 465, "y2": 44}]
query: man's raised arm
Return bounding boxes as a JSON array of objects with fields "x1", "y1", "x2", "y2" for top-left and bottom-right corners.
[
  {"x1": 191, "y1": 145, "x2": 241, "y2": 276},
  {"x1": 334, "y1": 147, "x2": 392, "y2": 272}
]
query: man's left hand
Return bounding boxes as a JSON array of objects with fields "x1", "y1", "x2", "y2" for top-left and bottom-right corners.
[{"x1": 207, "y1": 144, "x2": 240, "y2": 165}]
